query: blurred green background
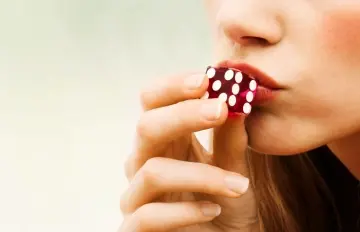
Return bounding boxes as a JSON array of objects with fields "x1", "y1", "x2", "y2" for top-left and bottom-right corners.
[{"x1": 0, "y1": 1, "x2": 212, "y2": 232}]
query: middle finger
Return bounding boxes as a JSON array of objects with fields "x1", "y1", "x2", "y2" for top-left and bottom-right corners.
[
  {"x1": 120, "y1": 157, "x2": 249, "y2": 214},
  {"x1": 125, "y1": 98, "x2": 228, "y2": 180}
]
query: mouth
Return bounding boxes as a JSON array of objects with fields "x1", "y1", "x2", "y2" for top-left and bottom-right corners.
[
  {"x1": 216, "y1": 60, "x2": 284, "y2": 90},
  {"x1": 215, "y1": 60, "x2": 285, "y2": 105}
]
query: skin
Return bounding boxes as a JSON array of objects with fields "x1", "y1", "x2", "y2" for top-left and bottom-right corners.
[
  {"x1": 209, "y1": 0, "x2": 360, "y2": 177},
  {"x1": 119, "y1": 0, "x2": 360, "y2": 231}
]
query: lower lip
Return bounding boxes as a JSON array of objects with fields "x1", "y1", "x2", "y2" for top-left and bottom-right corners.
[
  {"x1": 227, "y1": 87, "x2": 278, "y2": 118},
  {"x1": 252, "y1": 86, "x2": 278, "y2": 106}
]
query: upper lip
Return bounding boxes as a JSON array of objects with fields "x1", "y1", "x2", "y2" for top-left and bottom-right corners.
[{"x1": 216, "y1": 60, "x2": 285, "y2": 90}]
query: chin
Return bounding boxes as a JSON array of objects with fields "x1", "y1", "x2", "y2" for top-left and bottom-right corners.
[
  {"x1": 245, "y1": 110, "x2": 327, "y2": 156},
  {"x1": 247, "y1": 138, "x2": 308, "y2": 156}
]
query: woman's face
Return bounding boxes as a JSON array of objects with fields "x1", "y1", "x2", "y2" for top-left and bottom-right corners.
[{"x1": 206, "y1": 0, "x2": 360, "y2": 155}]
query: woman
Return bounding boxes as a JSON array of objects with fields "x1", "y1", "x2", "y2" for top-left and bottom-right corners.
[{"x1": 119, "y1": 1, "x2": 359, "y2": 231}]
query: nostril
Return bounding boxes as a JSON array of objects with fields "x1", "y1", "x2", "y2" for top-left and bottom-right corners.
[
  {"x1": 223, "y1": 22, "x2": 274, "y2": 47},
  {"x1": 241, "y1": 36, "x2": 269, "y2": 46}
]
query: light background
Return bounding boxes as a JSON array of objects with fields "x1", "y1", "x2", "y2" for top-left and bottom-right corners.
[{"x1": 0, "y1": 1, "x2": 213, "y2": 232}]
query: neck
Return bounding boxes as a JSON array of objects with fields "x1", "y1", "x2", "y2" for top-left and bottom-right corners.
[{"x1": 327, "y1": 131, "x2": 360, "y2": 180}]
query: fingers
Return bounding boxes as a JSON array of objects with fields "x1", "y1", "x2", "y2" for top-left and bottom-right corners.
[
  {"x1": 136, "y1": 98, "x2": 227, "y2": 150},
  {"x1": 139, "y1": 71, "x2": 250, "y2": 176},
  {"x1": 212, "y1": 115, "x2": 250, "y2": 175},
  {"x1": 126, "y1": 98, "x2": 228, "y2": 180},
  {"x1": 140, "y1": 73, "x2": 209, "y2": 111},
  {"x1": 119, "y1": 201, "x2": 221, "y2": 232},
  {"x1": 120, "y1": 157, "x2": 249, "y2": 214}
]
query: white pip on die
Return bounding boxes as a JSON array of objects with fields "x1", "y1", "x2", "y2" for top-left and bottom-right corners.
[{"x1": 202, "y1": 66, "x2": 258, "y2": 115}]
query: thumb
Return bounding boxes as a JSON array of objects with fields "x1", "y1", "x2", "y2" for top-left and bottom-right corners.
[{"x1": 211, "y1": 115, "x2": 250, "y2": 176}]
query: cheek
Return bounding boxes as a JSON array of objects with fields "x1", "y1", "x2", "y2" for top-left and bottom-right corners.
[{"x1": 320, "y1": 5, "x2": 360, "y2": 64}]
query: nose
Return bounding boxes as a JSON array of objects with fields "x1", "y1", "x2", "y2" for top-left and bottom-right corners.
[{"x1": 216, "y1": 0, "x2": 283, "y2": 46}]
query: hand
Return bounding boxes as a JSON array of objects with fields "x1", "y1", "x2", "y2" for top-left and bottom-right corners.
[{"x1": 118, "y1": 72, "x2": 258, "y2": 232}]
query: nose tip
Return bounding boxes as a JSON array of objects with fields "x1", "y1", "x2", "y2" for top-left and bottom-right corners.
[{"x1": 217, "y1": 3, "x2": 283, "y2": 46}]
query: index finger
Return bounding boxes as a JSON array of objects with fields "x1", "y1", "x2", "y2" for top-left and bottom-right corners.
[
  {"x1": 140, "y1": 72, "x2": 209, "y2": 111},
  {"x1": 124, "y1": 98, "x2": 228, "y2": 181}
]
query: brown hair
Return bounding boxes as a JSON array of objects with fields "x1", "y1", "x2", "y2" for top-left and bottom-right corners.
[{"x1": 247, "y1": 150, "x2": 341, "y2": 232}]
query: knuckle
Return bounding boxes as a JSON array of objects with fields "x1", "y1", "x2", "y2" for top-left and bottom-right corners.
[
  {"x1": 194, "y1": 163, "x2": 221, "y2": 192},
  {"x1": 123, "y1": 157, "x2": 132, "y2": 179},
  {"x1": 139, "y1": 158, "x2": 162, "y2": 182},
  {"x1": 135, "y1": 115, "x2": 153, "y2": 142},
  {"x1": 144, "y1": 156, "x2": 163, "y2": 168},
  {"x1": 139, "y1": 77, "x2": 160, "y2": 110},
  {"x1": 124, "y1": 154, "x2": 136, "y2": 181},
  {"x1": 118, "y1": 217, "x2": 143, "y2": 232},
  {"x1": 139, "y1": 86, "x2": 152, "y2": 110},
  {"x1": 134, "y1": 157, "x2": 166, "y2": 190},
  {"x1": 119, "y1": 191, "x2": 129, "y2": 213},
  {"x1": 131, "y1": 204, "x2": 154, "y2": 232}
]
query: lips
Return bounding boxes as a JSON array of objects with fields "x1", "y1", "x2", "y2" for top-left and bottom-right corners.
[
  {"x1": 214, "y1": 60, "x2": 284, "y2": 106},
  {"x1": 216, "y1": 60, "x2": 284, "y2": 90}
]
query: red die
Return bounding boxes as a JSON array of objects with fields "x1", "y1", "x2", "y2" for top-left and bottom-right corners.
[{"x1": 202, "y1": 66, "x2": 258, "y2": 115}]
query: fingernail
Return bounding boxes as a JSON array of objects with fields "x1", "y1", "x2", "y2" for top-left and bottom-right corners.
[
  {"x1": 200, "y1": 100, "x2": 223, "y2": 121},
  {"x1": 224, "y1": 175, "x2": 249, "y2": 194},
  {"x1": 184, "y1": 74, "x2": 206, "y2": 89},
  {"x1": 200, "y1": 202, "x2": 221, "y2": 217}
]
